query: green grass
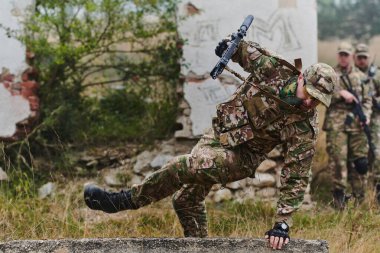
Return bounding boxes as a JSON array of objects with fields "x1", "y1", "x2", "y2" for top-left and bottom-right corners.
[{"x1": 1, "y1": 179, "x2": 379, "y2": 253}]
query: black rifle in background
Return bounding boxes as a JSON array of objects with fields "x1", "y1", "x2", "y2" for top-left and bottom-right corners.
[
  {"x1": 210, "y1": 15, "x2": 254, "y2": 79},
  {"x1": 340, "y1": 74, "x2": 375, "y2": 165}
]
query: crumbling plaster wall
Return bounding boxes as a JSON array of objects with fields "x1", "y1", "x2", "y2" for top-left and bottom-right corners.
[{"x1": 0, "y1": 0, "x2": 39, "y2": 141}]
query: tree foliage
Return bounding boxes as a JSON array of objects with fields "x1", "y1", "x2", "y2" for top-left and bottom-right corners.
[
  {"x1": 318, "y1": 0, "x2": 380, "y2": 40},
  {"x1": 17, "y1": 0, "x2": 182, "y2": 145}
]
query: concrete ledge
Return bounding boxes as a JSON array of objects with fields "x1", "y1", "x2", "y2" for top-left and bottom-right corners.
[{"x1": 0, "y1": 238, "x2": 328, "y2": 253}]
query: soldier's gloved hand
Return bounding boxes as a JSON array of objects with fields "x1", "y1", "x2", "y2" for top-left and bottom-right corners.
[
  {"x1": 215, "y1": 39, "x2": 229, "y2": 57},
  {"x1": 264, "y1": 221, "x2": 290, "y2": 250},
  {"x1": 339, "y1": 90, "x2": 358, "y2": 104}
]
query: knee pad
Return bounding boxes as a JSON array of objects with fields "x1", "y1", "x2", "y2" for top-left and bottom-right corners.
[{"x1": 354, "y1": 157, "x2": 369, "y2": 175}]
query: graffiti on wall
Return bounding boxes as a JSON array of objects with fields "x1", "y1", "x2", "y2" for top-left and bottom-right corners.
[{"x1": 249, "y1": 10, "x2": 301, "y2": 52}]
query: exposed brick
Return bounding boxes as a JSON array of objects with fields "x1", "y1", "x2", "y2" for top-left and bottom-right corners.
[{"x1": 28, "y1": 96, "x2": 40, "y2": 111}]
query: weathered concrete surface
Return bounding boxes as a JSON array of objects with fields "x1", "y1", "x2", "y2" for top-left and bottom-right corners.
[{"x1": 0, "y1": 238, "x2": 328, "y2": 253}]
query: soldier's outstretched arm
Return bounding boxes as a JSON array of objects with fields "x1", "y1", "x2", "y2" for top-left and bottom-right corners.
[
  {"x1": 265, "y1": 124, "x2": 315, "y2": 250},
  {"x1": 229, "y1": 40, "x2": 278, "y2": 74}
]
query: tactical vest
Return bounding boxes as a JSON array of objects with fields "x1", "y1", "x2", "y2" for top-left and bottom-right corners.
[{"x1": 212, "y1": 45, "x2": 312, "y2": 148}]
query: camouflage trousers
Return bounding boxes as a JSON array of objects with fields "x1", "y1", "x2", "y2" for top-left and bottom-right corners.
[
  {"x1": 326, "y1": 129, "x2": 368, "y2": 197},
  {"x1": 129, "y1": 129, "x2": 264, "y2": 237},
  {"x1": 370, "y1": 111, "x2": 380, "y2": 187}
]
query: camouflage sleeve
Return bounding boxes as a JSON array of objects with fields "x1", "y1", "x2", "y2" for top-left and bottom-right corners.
[
  {"x1": 276, "y1": 119, "x2": 316, "y2": 223},
  {"x1": 360, "y1": 75, "x2": 372, "y2": 121},
  {"x1": 231, "y1": 40, "x2": 278, "y2": 75},
  {"x1": 372, "y1": 72, "x2": 380, "y2": 106},
  {"x1": 329, "y1": 75, "x2": 345, "y2": 106}
]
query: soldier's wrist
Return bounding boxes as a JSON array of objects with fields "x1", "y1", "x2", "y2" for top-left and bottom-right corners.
[{"x1": 275, "y1": 214, "x2": 293, "y2": 227}]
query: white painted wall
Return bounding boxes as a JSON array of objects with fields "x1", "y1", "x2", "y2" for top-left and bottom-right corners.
[
  {"x1": 178, "y1": 0, "x2": 318, "y2": 136},
  {"x1": 0, "y1": 0, "x2": 34, "y2": 137},
  {"x1": 0, "y1": 0, "x2": 34, "y2": 75}
]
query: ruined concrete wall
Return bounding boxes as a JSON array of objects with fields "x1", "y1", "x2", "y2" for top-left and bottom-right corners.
[
  {"x1": 0, "y1": 238, "x2": 329, "y2": 253},
  {"x1": 175, "y1": 0, "x2": 317, "y2": 138},
  {"x1": 0, "y1": 0, "x2": 39, "y2": 141}
]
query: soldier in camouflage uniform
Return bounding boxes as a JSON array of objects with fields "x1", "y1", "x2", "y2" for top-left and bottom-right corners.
[
  {"x1": 84, "y1": 39, "x2": 336, "y2": 250},
  {"x1": 354, "y1": 43, "x2": 380, "y2": 204},
  {"x1": 323, "y1": 42, "x2": 371, "y2": 209}
]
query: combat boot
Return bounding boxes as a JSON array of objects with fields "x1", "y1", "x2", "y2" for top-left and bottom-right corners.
[
  {"x1": 332, "y1": 188, "x2": 350, "y2": 210},
  {"x1": 376, "y1": 183, "x2": 380, "y2": 205},
  {"x1": 84, "y1": 185, "x2": 138, "y2": 213}
]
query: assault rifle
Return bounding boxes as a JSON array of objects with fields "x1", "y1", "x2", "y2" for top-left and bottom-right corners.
[
  {"x1": 340, "y1": 74, "x2": 375, "y2": 160},
  {"x1": 210, "y1": 15, "x2": 254, "y2": 79}
]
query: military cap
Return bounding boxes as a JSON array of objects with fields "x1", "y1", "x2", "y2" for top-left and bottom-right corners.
[
  {"x1": 303, "y1": 63, "x2": 337, "y2": 107},
  {"x1": 337, "y1": 42, "x2": 353, "y2": 55},
  {"x1": 355, "y1": 43, "x2": 370, "y2": 57}
]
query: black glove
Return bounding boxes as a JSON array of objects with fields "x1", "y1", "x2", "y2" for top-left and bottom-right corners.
[
  {"x1": 265, "y1": 221, "x2": 290, "y2": 240},
  {"x1": 215, "y1": 40, "x2": 229, "y2": 57}
]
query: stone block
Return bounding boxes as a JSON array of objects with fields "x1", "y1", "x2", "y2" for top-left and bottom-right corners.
[
  {"x1": 213, "y1": 188, "x2": 232, "y2": 202},
  {"x1": 251, "y1": 173, "x2": 276, "y2": 188},
  {"x1": 256, "y1": 160, "x2": 277, "y2": 173},
  {"x1": 0, "y1": 238, "x2": 329, "y2": 253},
  {"x1": 256, "y1": 187, "x2": 277, "y2": 198}
]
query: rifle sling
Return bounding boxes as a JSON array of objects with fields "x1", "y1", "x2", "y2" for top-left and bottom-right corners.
[{"x1": 224, "y1": 66, "x2": 310, "y2": 116}]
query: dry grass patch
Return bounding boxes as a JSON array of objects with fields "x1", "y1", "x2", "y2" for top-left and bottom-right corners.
[{"x1": 1, "y1": 180, "x2": 379, "y2": 253}]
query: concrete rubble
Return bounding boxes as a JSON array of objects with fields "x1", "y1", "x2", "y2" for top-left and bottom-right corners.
[{"x1": 0, "y1": 167, "x2": 8, "y2": 181}]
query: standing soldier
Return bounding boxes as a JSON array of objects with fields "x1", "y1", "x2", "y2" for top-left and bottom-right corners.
[
  {"x1": 323, "y1": 42, "x2": 371, "y2": 209},
  {"x1": 354, "y1": 43, "x2": 380, "y2": 204},
  {"x1": 84, "y1": 39, "x2": 336, "y2": 250}
]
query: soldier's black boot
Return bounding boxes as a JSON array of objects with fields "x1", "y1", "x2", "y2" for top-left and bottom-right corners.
[
  {"x1": 84, "y1": 185, "x2": 138, "y2": 213},
  {"x1": 376, "y1": 183, "x2": 380, "y2": 205},
  {"x1": 332, "y1": 188, "x2": 349, "y2": 210}
]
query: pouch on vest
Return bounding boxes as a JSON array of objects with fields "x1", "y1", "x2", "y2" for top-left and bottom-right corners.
[
  {"x1": 218, "y1": 125, "x2": 254, "y2": 147},
  {"x1": 243, "y1": 95, "x2": 282, "y2": 129},
  {"x1": 213, "y1": 97, "x2": 254, "y2": 147}
]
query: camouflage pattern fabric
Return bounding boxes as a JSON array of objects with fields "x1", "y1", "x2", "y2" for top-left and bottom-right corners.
[
  {"x1": 359, "y1": 66, "x2": 380, "y2": 188},
  {"x1": 130, "y1": 128, "x2": 263, "y2": 237},
  {"x1": 323, "y1": 65, "x2": 371, "y2": 197},
  {"x1": 326, "y1": 130, "x2": 367, "y2": 196},
  {"x1": 371, "y1": 113, "x2": 380, "y2": 186},
  {"x1": 128, "y1": 40, "x2": 322, "y2": 237}
]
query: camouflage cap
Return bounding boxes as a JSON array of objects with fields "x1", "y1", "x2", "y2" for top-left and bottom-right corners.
[
  {"x1": 355, "y1": 43, "x2": 369, "y2": 57},
  {"x1": 303, "y1": 63, "x2": 337, "y2": 107},
  {"x1": 337, "y1": 42, "x2": 353, "y2": 55}
]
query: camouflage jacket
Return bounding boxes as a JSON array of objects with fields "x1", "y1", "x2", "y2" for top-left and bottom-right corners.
[
  {"x1": 323, "y1": 64, "x2": 371, "y2": 131},
  {"x1": 356, "y1": 65, "x2": 380, "y2": 113},
  {"x1": 212, "y1": 41, "x2": 318, "y2": 219}
]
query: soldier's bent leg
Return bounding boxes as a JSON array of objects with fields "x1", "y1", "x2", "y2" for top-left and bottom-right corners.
[
  {"x1": 130, "y1": 140, "x2": 260, "y2": 209},
  {"x1": 326, "y1": 130, "x2": 348, "y2": 209},
  {"x1": 172, "y1": 184, "x2": 212, "y2": 237},
  {"x1": 370, "y1": 112, "x2": 380, "y2": 204},
  {"x1": 348, "y1": 131, "x2": 369, "y2": 203}
]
